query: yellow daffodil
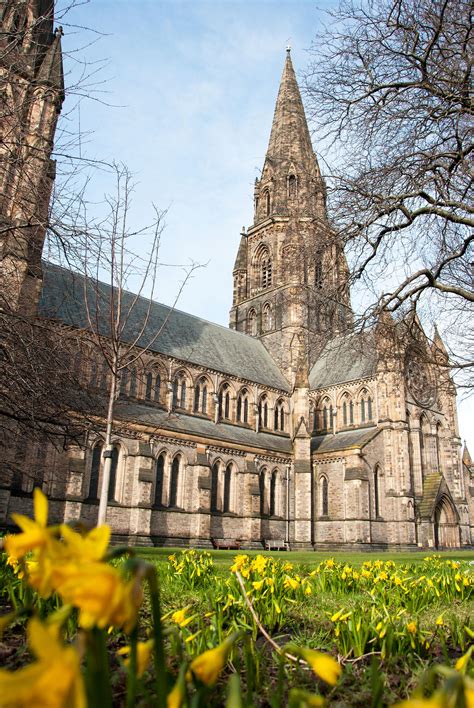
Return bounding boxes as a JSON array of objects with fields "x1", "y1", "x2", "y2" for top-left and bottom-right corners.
[
  {"x1": 167, "y1": 668, "x2": 186, "y2": 708},
  {"x1": 118, "y1": 639, "x2": 154, "y2": 677},
  {"x1": 4, "y1": 488, "x2": 51, "y2": 560},
  {"x1": 0, "y1": 617, "x2": 85, "y2": 707},
  {"x1": 284, "y1": 576, "x2": 300, "y2": 591},
  {"x1": 435, "y1": 615, "x2": 444, "y2": 626},
  {"x1": 189, "y1": 634, "x2": 237, "y2": 686},
  {"x1": 55, "y1": 562, "x2": 142, "y2": 632},
  {"x1": 251, "y1": 555, "x2": 268, "y2": 574},
  {"x1": 295, "y1": 647, "x2": 341, "y2": 686},
  {"x1": 252, "y1": 580, "x2": 265, "y2": 591},
  {"x1": 406, "y1": 622, "x2": 417, "y2": 635},
  {"x1": 230, "y1": 554, "x2": 248, "y2": 572},
  {"x1": 455, "y1": 646, "x2": 473, "y2": 673},
  {"x1": 60, "y1": 524, "x2": 111, "y2": 562},
  {"x1": 171, "y1": 608, "x2": 194, "y2": 628}
]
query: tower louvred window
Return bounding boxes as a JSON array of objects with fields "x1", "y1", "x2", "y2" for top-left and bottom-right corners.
[
  {"x1": 288, "y1": 174, "x2": 297, "y2": 197},
  {"x1": 262, "y1": 257, "x2": 272, "y2": 288}
]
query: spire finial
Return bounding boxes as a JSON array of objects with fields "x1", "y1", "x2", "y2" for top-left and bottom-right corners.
[{"x1": 286, "y1": 44, "x2": 291, "y2": 53}]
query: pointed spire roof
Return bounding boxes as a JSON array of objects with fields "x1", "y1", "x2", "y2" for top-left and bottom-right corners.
[
  {"x1": 233, "y1": 229, "x2": 248, "y2": 272},
  {"x1": 37, "y1": 27, "x2": 64, "y2": 99},
  {"x1": 266, "y1": 49, "x2": 317, "y2": 172},
  {"x1": 432, "y1": 324, "x2": 449, "y2": 360},
  {"x1": 462, "y1": 442, "x2": 472, "y2": 468}
]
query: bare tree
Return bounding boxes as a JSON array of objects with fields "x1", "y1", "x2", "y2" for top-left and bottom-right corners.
[
  {"x1": 303, "y1": 0, "x2": 473, "y2": 383},
  {"x1": 78, "y1": 164, "x2": 201, "y2": 524}
]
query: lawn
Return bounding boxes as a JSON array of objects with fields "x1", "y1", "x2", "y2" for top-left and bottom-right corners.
[
  {"x1": 1, "y1": 498, "x2": 473, "y2": 707},
  {"x1": 136, "y1": 545, "x2": 474, "y2": 567}
]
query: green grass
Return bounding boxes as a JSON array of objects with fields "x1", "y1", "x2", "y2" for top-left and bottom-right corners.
[{"x1": 135, "y1": 546, "x2": 474, "y2": 567}]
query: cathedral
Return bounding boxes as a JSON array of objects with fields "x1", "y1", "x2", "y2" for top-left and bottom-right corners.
[{"x1": 1, "y1": 1, "x2": 473, "y2": 550}]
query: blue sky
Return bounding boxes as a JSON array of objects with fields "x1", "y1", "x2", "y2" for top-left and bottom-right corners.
[{"x1": 54, "y1": 0, "x2": 472, "y2": 450}]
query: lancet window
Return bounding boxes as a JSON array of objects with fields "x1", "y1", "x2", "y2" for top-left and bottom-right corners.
[
  {"x1": 270, "y1": 469, "x2": 277, "y2": 516},
  {"x1": 172, "y1": 372, "x2": 187, "y2": 409},
  {"x1": 89, "y1": 442, "x2": 102, "y2": 499},
  {"x1": 218, "y1": 384, "x2": 231, "y2": 421},
  {"x1": 194, "y1": 377, "x2": 208, "y2": 415},
  {"x1": 321, "y1": 476, "x2": 329, "y2": 516},
  {"x1": 262, "y1": 302, "x2": 272, "y2": 332},
  {"x1": 169, "y1": 455, "x2": 181, "y2": 507},
  {"x1": 248, "y1": 309, "x2": 257, "y2": 336},
  {"x1": 237, "y1": 389, "x2": 249, "y2": 424},
  {"x1": 259, "y1": 395, "x2": 269, "y2": 429},
  {"x1": 274, "y1": 399, "x2": 285, "y2": 432},
  {"x1": 154, "y1": 453, "x2": 165, "y2": 507}
]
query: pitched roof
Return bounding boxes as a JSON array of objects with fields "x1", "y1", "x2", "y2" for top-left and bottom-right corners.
[
  {"x1": 115, "y1": 403, "x2": 292, "y2": 455},
  {"x1": 39, "y1": 262, "x2": 290, "y2": 391},
  {"x1": 309, "y1": 332, "x2": 377, "y2": 390},
  {"x1": 311, "y1": 427, "x2": 378, "y2": 453}
]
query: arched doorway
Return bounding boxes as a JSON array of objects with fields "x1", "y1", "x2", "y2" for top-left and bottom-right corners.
[{"x1": 433, "y1": 497, "x2": 459, "y2": 549}]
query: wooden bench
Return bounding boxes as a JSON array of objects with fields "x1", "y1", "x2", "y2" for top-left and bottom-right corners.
[
  {"x1": 264, "y1": 539, "x2": 289, "y2": 551},
  {"x1": 211, "y1": 538, "x2": 242, "y2": 550}
]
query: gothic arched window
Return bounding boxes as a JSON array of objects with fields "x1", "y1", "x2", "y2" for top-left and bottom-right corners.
[
  {"x1": 173, "y1": 372, "x2": 187, "y2": 409},
  {"x1": 262, "y1": 302, "x2": 272, "y2": 332},
  {"x1": 248, "y1": 309, "x2": 257, "y2": 336},
  {"x1": 274, "y1": 399, "x2": 285, "y2": 432},
  {"x1": 259, "y1": 395, "x2": 269, "y2": 429},
  {"x1": 270, "y1": 469, "x2": 277, "y2": 516},
  {"x1": 254, "y1": 244, "x2": 272, "y2": 289},
  {"x1": 237, "y1": 389, "x2": 249, "y2": 423},
  {"x1": 154, "y1": 453, "x2": 165, "y2": 507},
  {"x1": 89, "y1": 442, "x2": 102, "y2": 499},
  {"x1": 321, "y1": 476, "x2": 329, "y2": 516},
  {"x1": 288, "y1": 174, "x2": 297, "y2": 198},
  {"x1": 264, "y1": 189, "x2": 271, "y2": 217},
  {"x1": 223, "y1": 463, "x2": 232, "y2": 513},
  {"x1": 374, "y1": 466, "x2": 380, "y2": 518},
  {"x1": 129, "y1": 368, "x2": 137, "y2": 398},
  {"x1": 145, "y1": 372, "x2": 153, "y2": 401},
  {"x1": 360, "y1": 389, "x2": 371, "y2": 423},
  {"x1": 169, "y1": 455, "x2": 181, "y2": 507},
  {"x1": 367, "y1": 396, "x2": 373, "y2": 421},
  {"x1": 194, "y1": 377, "x2": 208, "y2": 414},
  {"x1": 261, "y1": 256, "x2": 272, "y2": 288},
  {"x1": 259, "y1": 468, "x2": 267, "y2": 516},
  {"x1": 108, "y1": 446, "x2": 119, "y2": 502},
  {"x1": 119, "y1": 368, "x2": 129, "y2": 397},
  {"x1": 322, "y1": 398, "x2": 331, "y2": 432},
  {"x1": 218, "y1": 384, "x2": 231, "y2": 421},
  {"x1": 211, "y1": 462, "x2": 220, "y2": 512},
  {"x1": 154, "y1": 373, "x2": 161, "y2": 402}
]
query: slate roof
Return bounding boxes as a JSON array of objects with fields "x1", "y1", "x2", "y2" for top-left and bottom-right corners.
[
  {"x1": 39, "y1": 262, "x2": 290, "y2": 391},
  {"x1": 309, "y1": 333, "x2": 377, "y2": 390},
  {"x1": 115, "y1": 403, "x2": 292, "y2": 455},
  {"x1": 311, "y1": 426, "x2": 379, "y2": 453}
]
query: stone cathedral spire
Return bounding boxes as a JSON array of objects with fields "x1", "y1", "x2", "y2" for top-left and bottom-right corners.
[
  {"x1": 254, "y1": 48, "x2": 327, "y2": 223},
  {"x1": 229, "y1": 50, "x2": 352, "y2": 386}
]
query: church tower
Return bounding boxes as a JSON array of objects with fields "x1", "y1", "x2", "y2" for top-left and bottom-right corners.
[
  {"x1": 229, "y1": 50, "x2": 351, "y2": 385},
  {"x1": 0, "y1": 0, "x2": 64, "y2": 313}
]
